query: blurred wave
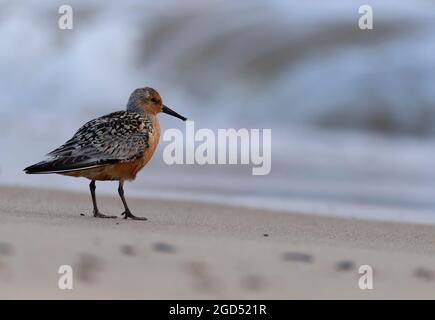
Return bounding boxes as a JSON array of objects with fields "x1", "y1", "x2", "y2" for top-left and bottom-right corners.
[{"x1": 1, "y1": 0, "x2": 435, "y2": 135}]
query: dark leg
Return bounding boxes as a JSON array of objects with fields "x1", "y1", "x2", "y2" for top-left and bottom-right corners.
[
  {"x1": 89, "y1": 180, "x2": 117, "y2": 219},
  {"x1": 118, "y1": 180, "x2": 147, "y2": 221}
]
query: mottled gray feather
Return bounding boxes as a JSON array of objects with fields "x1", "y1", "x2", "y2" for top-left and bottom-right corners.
[{"x1": 42, "y1": 111, "x2": 153, "y2": 171}]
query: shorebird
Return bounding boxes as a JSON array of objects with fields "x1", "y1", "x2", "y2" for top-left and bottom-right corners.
[{"x1": 24, "y1": 87, "x2": 187, "y2": 220}]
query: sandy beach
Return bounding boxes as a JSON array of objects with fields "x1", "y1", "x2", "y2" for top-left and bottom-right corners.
[{"x1": 0, "y1": 186, "x2": 434, "y2": 299}]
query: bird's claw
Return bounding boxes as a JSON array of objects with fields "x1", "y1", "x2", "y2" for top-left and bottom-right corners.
[
  {"x1": 121, "y1": 211, "x2": 148, "y2": 221},
  {"x1": 93, "y1": 211, "x2": 117, "y2": 219}
]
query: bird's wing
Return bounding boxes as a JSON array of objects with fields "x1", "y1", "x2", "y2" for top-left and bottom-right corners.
[{"x1": 25, "y1": 111, "x2": 152, "y2": 173}]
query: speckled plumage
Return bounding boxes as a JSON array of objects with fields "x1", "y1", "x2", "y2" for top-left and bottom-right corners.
[
  {"x1": 43, "y1": 111, "x2": 154, "y2": 172},
  {"x1": 24, "y1": 87, "x2": 186, "y2": 220}
]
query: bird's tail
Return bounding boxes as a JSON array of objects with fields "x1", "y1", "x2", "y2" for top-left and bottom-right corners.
[
  {"x1": 24, "y1": 157, "x2": 118, "y2": 174},
  {"x1": 24, "y1": 160, "x2": 68, "y2": 174}
]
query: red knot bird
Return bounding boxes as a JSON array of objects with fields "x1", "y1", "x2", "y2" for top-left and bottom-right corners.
[{"x1": 24, "y1": 87, "x2": 187, "y2": 220}]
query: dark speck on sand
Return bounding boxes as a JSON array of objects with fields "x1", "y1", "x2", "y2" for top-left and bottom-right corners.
[
  {"x1": 152, "y1": 242, "x2": 176, "y2": 253},
  {"x1": 282, "y1": 252, "x2": 313, "y2": 263},
  {"x1": 75, "y1": 253, "x2": 103, "y2": 283},
  {"x1": 241, "y1": 274, "x2": 264, "y2": 291},
  {"x1": 0, "y1": 242, "x2": 14, "y2": 256},
  {"x1": 413, "y1": 267, "x2": 434, "y2": 281},
  {"x1": 335, "y1": 260, "x2": 354, "y2": 271},
  {"x1": 120, "y1": 244, "x2": 136, "y2": 256},
  {"x1": 186, "y1": 261, "x2": 217, "y2": 293}
]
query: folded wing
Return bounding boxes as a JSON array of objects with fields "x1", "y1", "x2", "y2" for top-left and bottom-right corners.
[{"x1": 24, "y1": 111, "x2": 151, "y2": 174}]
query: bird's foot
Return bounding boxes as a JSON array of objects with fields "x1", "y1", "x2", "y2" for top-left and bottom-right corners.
[
  {"x1": 121, "y1": 211, "x2": 147, "y2": 221},
  {"x1": 93, "y1": 211, "x2": 117, "y2": 219}
]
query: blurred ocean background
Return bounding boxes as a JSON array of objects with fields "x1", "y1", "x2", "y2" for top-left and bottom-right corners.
[{"x1": 2, "y1": 0, "x2": 435, "y2": 223}]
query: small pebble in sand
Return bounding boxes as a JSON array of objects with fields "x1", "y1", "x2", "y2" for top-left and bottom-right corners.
[
  {"x1": 187, "y1": 261, "x2": 208, "y2": 277},
  {"x1": 120, "y1": 244, "x2": 136, "y2": 256},
  {"x1": 413, "y1": 267, "x2": 434, "y2": 281},
  {"x1": 335, "y1": 260, "x2": 354, "y2": 271},
  {"x1": 0, "y1": 242, "x2": 14, "y2": 256},
  {"x1": 282, "y1": 252, "x2": 313, "y2": 263},
  {"x1": 186, "y1": 261, "x2": 217, "y2": 293},
  {"x1": 242, "y1": 274, "x2": 264, "y2": 291},
  {"x1": 263, "y1": 233, "x2": 269, "y2": 237},
  {"x1": 152, "y1": 242, "x2": 176, "y2": 254},
  {"x1": 74, "y1": 253, "x2": 103, "y2": 283}
]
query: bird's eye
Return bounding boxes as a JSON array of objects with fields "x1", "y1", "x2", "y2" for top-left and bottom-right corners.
[{"x1": 150, "y1": 98, "x2": 158, "y2": 103}]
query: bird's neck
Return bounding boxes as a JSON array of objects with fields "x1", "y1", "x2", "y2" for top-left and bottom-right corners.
[
  {"x1": 126, "y1": 98, "x2": 146, "y2": 114},
  {"x1": 126, "y1": 101, "x2": 160, "y2": 117}
]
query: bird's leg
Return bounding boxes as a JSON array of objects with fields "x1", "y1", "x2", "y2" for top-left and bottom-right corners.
[
  {"x1": 89, "y1": 180, "x2": 117, "y2": 219},
  {"x1": 118, "y1": 180, "x2": 147, "y2": 221}
]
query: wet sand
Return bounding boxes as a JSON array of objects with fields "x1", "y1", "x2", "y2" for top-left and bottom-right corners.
[{"x1": 0, "y1": 186, "x2": 435, "y2": 299}]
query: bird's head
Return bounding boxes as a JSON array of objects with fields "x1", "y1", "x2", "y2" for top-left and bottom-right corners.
[{"x1": 127, "y1": 87, "x2": 187, "y2": 121}]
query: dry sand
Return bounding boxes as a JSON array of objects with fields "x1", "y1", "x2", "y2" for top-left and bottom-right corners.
[{"x1": 1, "y1": 186, "x2": 435, "y2": 299}]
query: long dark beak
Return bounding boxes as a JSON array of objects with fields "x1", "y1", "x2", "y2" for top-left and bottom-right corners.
[{"x1": 162, "y1": 105, "x2": 187, "y2": 121}]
